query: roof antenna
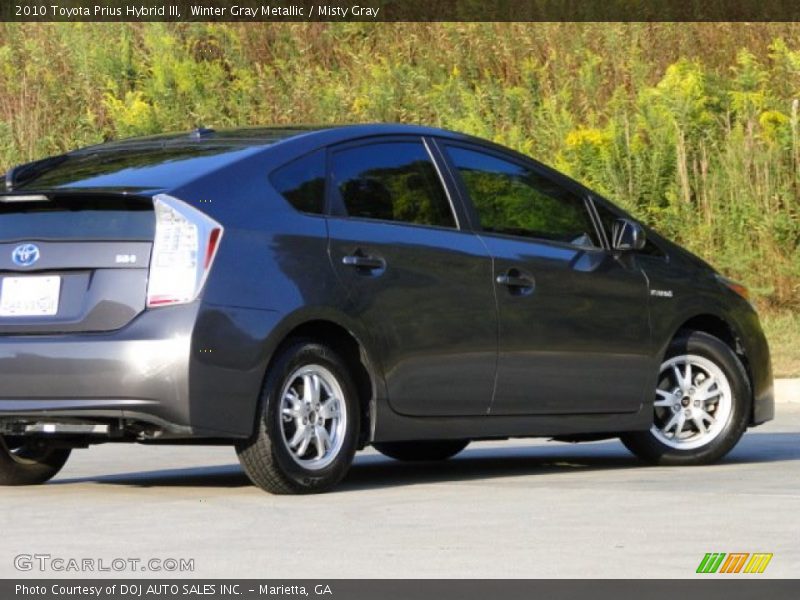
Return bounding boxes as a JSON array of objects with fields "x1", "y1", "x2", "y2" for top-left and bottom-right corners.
[{"x1": 190, "y1": 127, "x2": 215, "y2": 139}]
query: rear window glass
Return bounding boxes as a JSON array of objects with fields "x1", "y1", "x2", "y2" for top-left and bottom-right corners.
[
  {"x1": 0, "y1": 197, "x2": 154, "y2": 241},
  {"x1": 13, "y1": 146, "x2": 258, "y2": 190}
]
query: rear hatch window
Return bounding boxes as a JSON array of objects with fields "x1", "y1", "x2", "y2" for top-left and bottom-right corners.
[{"x1": 0, "y1": 195, "x2": 154, "y2": 240}]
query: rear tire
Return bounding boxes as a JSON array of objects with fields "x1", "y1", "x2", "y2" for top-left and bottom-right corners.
[
  {"x1": 236, "y1": 340, "x2": 360, "y2": 494},
  {"x1": 373, "y1": 440, "x2": 469, "y2": 462},
  {"x1": 0, "y1": 436, "x2": 71, "y2": 485},
  {"x1": 621, "y1": 331, "x2": 750, "y2": 466}
]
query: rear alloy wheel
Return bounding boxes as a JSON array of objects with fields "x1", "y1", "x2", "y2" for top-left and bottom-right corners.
[
  {"x1": 621, "y1": 331, "x2": 750, "y2": 465},
  {"x1": 373, "y1": 440, "x2": 469, "y2": 462},
  {"x1": 237, "y1": 341, "x2": 360, "y2": 494},
  {"x1": 0, "y1": 436, "x2": 71, "y2": 485}
]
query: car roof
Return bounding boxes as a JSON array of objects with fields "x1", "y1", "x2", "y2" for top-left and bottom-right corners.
[
  {"x1": 7, "y1": 124, "x2": 472, "y2": 193},
  {"x1": 80, "y1": 123, "x2": 467, "y2": 149}
]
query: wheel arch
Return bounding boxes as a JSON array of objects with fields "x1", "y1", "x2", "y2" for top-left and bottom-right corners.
[
  {"x1": 262, "y1": 315, "x2": 381, "y2": 449},
  {"x1": 667, "y1": 313, "x2": 755, "y2": 419}
]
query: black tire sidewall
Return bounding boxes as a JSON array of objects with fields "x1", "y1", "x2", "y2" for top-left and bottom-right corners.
[
  {"x1": 622, "y1": 332, "x2": 751, "y2": 465},
  {"x1": 0, "y1": 438, "x2": 71, "y2": 486},
  {"x1": 261, "y1": 341, "x2": 359, "y2": 492}
]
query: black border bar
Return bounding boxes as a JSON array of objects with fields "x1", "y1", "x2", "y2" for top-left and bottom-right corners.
[
  {"x1": 5, "y1": 0, "x2": 800, "y2": 22},
  {"x1": 4, "y1": 580, "x2": 800, "y2": 600}
]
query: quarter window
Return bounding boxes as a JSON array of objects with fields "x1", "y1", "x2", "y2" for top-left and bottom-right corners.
[
  {"x1": 446, "y1": 146, "x2": 599, "y2": 247},
  {"x1": 331, "y1": 142, "x2": 456, "y2": 229},
  {"x1": 270, "y1": 150, "x2": 326, "y2": 214}
]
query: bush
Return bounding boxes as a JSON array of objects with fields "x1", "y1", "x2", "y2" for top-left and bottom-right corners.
[{"x1": 0, "y1": 22, "x2": 797, "y2": 311}]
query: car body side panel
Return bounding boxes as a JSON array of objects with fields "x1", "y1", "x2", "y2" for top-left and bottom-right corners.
[
  {"x1": 370, "y1": 397, "x2": 654, "y2": 442},
  {"x1": 168, "y1": 159, "x2": 361, "y2": 436},
  {"x1": 327, "y1": 218, "x2": 498, "y2": 417},
  {"x1": 483, "y1": 237, "x2": 653, "y2": 415}
]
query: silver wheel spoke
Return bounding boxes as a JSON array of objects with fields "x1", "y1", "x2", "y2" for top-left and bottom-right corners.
[
  {"x1": 673, "y1": 363, "x2": 692, "y2": 391},
  {"x1": 282, "y1": 407, "x2": 301, "y2": 421},
  {"x1": 296, "y1": 427, "x2": 313, "y2": 456},
  {"x1": 319, "y1": 398, "x2": 339, "y2": 419},
  {"x1": 288, "y1": 425, "x2": 306, "y2": 449},
  {"x1": 700, "y1": 410, "x2": 716, "y2": 424},
  {"x1": 692, "y1": 415, "x2": 707, "y2": 435},
  {"x1": 672, "y1": 413, "x2": 686, "y2": 439},
  {"x1": 695, "y1": 385, "x2": 722, "y2": 402},
  {"x1": 303, "y1": 374, "x2": 321, "y2": 404},
  {"x1": 671, "y1": 365, "x2": 683, "y2": 389},
  {"x1": 654, "y1": 389, "x2": 673, "y2": 407},
  {"x1": 663, "y1": 412, "x2": 681, "y2": 434},
  {"x1": 314, "y1": 426, "x2": 330, "y2": 459}
]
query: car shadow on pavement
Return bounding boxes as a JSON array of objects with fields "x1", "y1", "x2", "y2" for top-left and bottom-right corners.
[{"x1": 48, "y1": 432, "x2": 800, "y2": 491}]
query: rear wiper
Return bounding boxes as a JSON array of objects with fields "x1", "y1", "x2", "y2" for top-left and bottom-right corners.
[{"x1": 4, "y1": 154, "x2": 69, "y2": 191}]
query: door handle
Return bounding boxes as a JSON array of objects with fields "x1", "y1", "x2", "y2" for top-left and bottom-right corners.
[
  {"x1": 342, "y1": 253, "x2": 386, "y2": 271},
  {"x1": 496, "y1": 270, "x2": 535, "y2": 293}
]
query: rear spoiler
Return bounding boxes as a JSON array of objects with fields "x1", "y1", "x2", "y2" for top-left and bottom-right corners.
[{"x1": 3, "y1": 155, "x2": 69, "y2": 191}]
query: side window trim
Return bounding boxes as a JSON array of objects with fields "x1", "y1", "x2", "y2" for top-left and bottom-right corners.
[
  {"x1": 438, "y1": 139, "x2": 606, "y2": 250},
  {"x1": 586, "y1": 196, "x2": 612, "y2": 250},
  {"x1": 326, "y1": 135, "x2": 463, "y2": 231},
  {"x1": 421, "y1": 137, "x2": 462, "y2": 230}
]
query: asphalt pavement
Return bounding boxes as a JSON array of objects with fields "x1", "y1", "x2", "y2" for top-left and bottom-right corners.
[{"x1": 1, "y1": 405, "x2": 798, "y2": 579}]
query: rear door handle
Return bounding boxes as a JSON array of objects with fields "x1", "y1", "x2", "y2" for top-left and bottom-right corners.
[
  {"x1": 496, "y1": 270, "x2": 535, "y2": 293},
  {"x1": 342, "y1": 253, "x2": 386, "y2": 271}
]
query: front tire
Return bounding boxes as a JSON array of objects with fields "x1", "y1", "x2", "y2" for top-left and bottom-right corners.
[
  {"x1": 236, "y1": 340, "x2": 360, "y2": 494},
  {"x1": 373, "y1": 440, "x2": 469, "y2": 462},
  {"x1": 621, "y1": 331, "x2": 750, "y2": 466},
  {"x1": 0, "y1": 436, "x2": 71, "y2": 485}
]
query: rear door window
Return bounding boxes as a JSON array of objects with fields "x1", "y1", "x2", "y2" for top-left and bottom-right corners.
[{"x1": 330, "y1": 141, "x2": 456, "y2": 229}]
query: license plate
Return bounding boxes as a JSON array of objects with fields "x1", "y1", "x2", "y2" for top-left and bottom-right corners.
[{"x1": 0, "y1": 276, "x2": 61, "y2": 317}]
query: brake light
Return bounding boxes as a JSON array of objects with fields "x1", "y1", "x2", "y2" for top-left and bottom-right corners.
[{"x1": 146, "y1": 194, "x2": 223, "y2": 308}]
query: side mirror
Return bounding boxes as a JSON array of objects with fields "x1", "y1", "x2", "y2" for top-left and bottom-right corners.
[{"x1": 612, "y1": 218, "x2": 646, "y2": 251}]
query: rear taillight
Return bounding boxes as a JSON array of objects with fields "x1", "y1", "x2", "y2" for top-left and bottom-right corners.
[{"x1": 146, "y1": 194, "x2": 223, "y2": 308}]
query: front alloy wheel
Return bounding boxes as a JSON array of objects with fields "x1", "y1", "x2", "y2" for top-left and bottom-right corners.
[
  {"x1": 651, "y1": 354, "x2": 733, "y2": 450},
  {"x1": 621, "y1": 331, "x2": 750, "y2": 465}
]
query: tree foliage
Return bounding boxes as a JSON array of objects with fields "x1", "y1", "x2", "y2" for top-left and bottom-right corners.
[{"x1": 0, "y1": 22, "x2": 798, "y2": 310}]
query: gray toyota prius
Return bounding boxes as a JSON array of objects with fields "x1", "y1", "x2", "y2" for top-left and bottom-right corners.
[{"x1": 0, "y1": 124, "x2": 773, "y2": 494}]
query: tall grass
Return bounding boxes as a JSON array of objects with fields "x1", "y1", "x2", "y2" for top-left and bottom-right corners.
[{"x1": 0, "y1": 23, "x2": 798, "y2": 313}]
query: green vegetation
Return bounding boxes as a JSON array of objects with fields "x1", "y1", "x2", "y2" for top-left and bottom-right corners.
[
  {"x1": 0, "y1": 23, "x2": 797, "y2": 373},
  {"x1": 762, "y1": 312, "x2": 800, "y2": 377}
]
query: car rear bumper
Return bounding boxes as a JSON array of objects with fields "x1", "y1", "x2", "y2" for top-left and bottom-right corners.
[
  {"x1": 0, "y1": 304, "x2": 198, "y2": 437},
  {"x1": 0, "y1": 303, "x2": 279, "y2": 439}
]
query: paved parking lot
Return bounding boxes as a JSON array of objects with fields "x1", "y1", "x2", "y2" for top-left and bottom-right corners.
[{"x1": 1, "y1": 405, "x2": 798, "y2": 579}]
